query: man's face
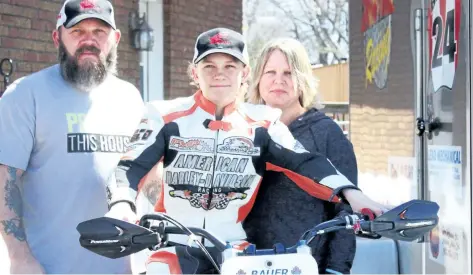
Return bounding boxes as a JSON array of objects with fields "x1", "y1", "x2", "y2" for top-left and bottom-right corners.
[{"x1": 52, "y1": 18, "x2": 121, "y2": 91}]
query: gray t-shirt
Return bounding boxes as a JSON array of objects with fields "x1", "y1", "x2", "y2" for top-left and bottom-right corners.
[{"x1": 0, "y1": 65, "x2": 144, "y2": 273}]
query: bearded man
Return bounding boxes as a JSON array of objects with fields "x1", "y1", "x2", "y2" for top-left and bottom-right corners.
[{"x1": 0, "y1": 0, "x2": 144, "y2": 273}]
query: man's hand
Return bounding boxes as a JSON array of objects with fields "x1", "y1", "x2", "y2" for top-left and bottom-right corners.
[
  {"x1": 105, "y1": 202, "x2": 137, "y2": 223},
  {"x1": 342, "y1": 189, "x2": 389, "y2": 217}
]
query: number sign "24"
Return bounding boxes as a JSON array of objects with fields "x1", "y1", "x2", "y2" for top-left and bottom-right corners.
[{"x1": 429, "y1": 0, "x2": 461, "y2": 92}]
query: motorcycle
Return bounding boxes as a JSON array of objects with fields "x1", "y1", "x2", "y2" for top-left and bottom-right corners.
[{"x1": 77, "y1": 199, "x2": 439, "y2": 274}]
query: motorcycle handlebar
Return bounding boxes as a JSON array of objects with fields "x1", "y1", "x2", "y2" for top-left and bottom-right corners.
[{"x1": 137, "y1": 212, "x2": 376, "y2": 253}]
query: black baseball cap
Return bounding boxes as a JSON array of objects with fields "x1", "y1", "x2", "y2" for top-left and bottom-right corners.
[
  {"x1": 193, "y1": 28, "x2": 249, "y2": 65},
  {"x1": 56, "y1": 0, "x2": 116, "y2": 30}
]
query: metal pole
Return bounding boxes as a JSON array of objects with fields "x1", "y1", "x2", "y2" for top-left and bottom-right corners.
[{"x1": 414, "y1": 9, "x2": 426, "y2": 244}]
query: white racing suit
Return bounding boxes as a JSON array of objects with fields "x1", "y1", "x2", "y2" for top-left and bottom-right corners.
[{"x1": 107, "y1": 90, "x2": 359, "y2": 274}]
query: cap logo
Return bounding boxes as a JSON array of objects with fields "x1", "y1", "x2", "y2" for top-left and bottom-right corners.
[
  {"x1": 80, "y1": 0, "x2": 96, "y2": 10},
  {"x1": 209, "y1": 32, "x2": 231, "y2": 45}
]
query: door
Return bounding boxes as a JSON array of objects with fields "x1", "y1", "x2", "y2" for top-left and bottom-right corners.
[
  {"x1": 138, "y1": 0, "x2": 164, "y2": 102},
  {"x1": 421, "y1": 0, "x2": 472, "y2": 273}
]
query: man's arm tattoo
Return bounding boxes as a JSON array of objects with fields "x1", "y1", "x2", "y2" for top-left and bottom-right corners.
[{"x1": 1, "y1": 167, "x2": 25, "y2": 242}]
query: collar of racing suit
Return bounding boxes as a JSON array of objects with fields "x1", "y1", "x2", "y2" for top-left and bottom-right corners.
[{"x1": 194, "y1": 90, "x2": 237, "y2": 117}]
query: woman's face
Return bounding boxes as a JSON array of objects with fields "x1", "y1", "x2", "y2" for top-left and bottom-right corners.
[
  {"x1": 258, "y1": 50, "x2": 300, "y2": 110},
  {"x1": 193, "y1": 53, "x2": 248, "y2": 108}
]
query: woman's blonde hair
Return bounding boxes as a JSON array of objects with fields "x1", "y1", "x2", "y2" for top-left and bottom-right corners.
[{"x1": 246, "y1": 37, "x2": 322, "y2": 110}]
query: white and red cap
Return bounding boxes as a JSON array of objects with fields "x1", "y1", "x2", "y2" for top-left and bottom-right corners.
[
  {"x1": 193, "y1": 28, "x2": 249, "y2": 65},
  {"x1": 56, "y1": 0, "x2": 116, "y2": 30}
]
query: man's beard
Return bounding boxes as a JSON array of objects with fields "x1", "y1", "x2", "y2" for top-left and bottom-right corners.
[{"x1": 58, "y1": 40, "x2": 118, "y2": 91}]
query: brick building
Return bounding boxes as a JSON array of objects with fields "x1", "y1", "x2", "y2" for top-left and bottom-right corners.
[
  {"x1": 348, "y1": 0, "x2": 419, "y2": 205},
  {"x1": 0, "y1": 0, "x2": 243, "y2": 100},
  {"x1": 348, "y1": 0, "x2": 414, "y2": 175}
]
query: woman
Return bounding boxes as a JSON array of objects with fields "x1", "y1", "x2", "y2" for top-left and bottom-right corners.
[
  {"x1": 244, "y1": 37, "x2": 359, "y2": 274},
  {"x1": 106, "y1": 28, "x2": 386, "y2": 275}
]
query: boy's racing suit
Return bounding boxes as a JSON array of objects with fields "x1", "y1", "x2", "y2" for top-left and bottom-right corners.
[{"x1": 107, "y1": 90, "x2": 359, "y2": 246}]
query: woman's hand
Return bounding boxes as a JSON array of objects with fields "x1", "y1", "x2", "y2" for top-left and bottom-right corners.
[{"x1": 341, "y1": 188, "x2": 389, "y2": 217}]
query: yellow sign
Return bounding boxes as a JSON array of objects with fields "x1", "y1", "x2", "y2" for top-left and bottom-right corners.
[{"x1": 365, "y1": 26, "x2": 391, "y2": 87}]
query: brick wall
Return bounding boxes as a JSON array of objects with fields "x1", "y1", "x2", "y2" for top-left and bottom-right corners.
[
  {"x1": 349, "y1": 0, "x2": 415, "y2": 174},
  {"x1": 0, "y1": 0, "x2": 140, "y2": 89},
  {"x1": 162, "y1": 0, "x2": 243, "y2": 99}
]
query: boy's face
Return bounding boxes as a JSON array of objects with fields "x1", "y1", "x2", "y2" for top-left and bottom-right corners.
[{"x1": 193, "y1": 53, "x2": 249, "y2": 108}]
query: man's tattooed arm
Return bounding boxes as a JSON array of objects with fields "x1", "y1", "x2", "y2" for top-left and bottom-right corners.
[
  {"x1": 0, "y1": 164, "x2": 44, "y2": 272},
  {"x1": 0, "y1": 165, "x2": 25, "y2": 241},
  {"x1": 0, "y1": 165, "x2": 30, "y2": 256},
  {"x1": 0, "y1": 165, "x2": 25, "y2": 242}
]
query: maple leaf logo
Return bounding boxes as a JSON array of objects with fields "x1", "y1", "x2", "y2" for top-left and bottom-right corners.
[
  {"x1": 80, "y1": 0, "x2": 96, "y2": 10},
  {"x1": 209, "y1": 32, "x2": 231, "y2": 45}
]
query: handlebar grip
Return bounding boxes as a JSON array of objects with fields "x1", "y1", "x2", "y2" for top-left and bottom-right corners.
[
  {"x1": 360, "y1": 208, "x2": 376, "y2": 221},
  {"x1": 359, "y1": 220, "x2": 372, "y2": 232},
  {"x1": 355, "y1": 210, "x2": 382, "y2": 239},
  {"x1": 358, "y1": 209, "x2": 375, "y2": 233},
  {"x1": 355, "y1": 219, "x2": 381, "y2": 239}
]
